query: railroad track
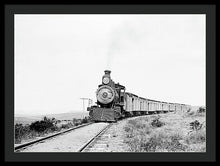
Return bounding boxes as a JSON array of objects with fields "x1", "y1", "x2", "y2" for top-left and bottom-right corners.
[
  {"x1": 14, "y1": 122, "x2": 94, "y2": 152},
  {"x1": 78, "y1": 123, "x2": 113, "y2": 152}
]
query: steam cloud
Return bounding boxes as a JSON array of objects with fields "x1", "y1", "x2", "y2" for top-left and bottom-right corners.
[{"x1": 106, "y1": 22, "x2": 140, "y2": 70}]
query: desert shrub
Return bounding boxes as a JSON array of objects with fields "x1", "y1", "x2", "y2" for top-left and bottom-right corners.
[
  {"x1": 29, "y1": 116, "x2": 55, "y2": 132},
  {"x1": 187, "y1": 111, "x2": 195, "y2": 116},
  {"x1": 61, "y1": 122, "x2": 73, "y2": 129},
  {"x1": 189, "y1": 120, "x2": 203, "y2": 131},
  {"x1": 183, "y1": 119, "x2": 206, "y2": 151},
  {"x1": 49, "y1": 125, "x2": 59, "y2": 131},
  {"x1": 15, "y1": 116, "x2": 77, "y2": 144},
  {"x1": 15, "y1": 123, "x2": 30, "y2": 144},
  {"x1": 81, "y1": 116, "x2": 90, "y2": 124},
  {"x1": 151, "y1": 118, "x2": 165, "y2": 127},
  {"x1": 73, "y1": 118, "x2": 81, "y2": 126},
  {"x1": 124, "y1": 125, "x2": 132, "y2": 133},
  {"x1": 197, "y1": 107, "x2": 206, "y2": 113},
  {"x1": 15, "y1": 123, "x2": 41, "y2": 143}
]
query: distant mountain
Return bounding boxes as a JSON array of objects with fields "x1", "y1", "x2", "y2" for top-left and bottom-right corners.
[
  {"x1": 43, "y1": 112, "x2": 89, "y2": 120},
  {"x1": 14, "y1": 116, "x2": 42, "y2": 125},
  {"x1": 15, "y1": 111, "x2": 89, "y2": 125}
]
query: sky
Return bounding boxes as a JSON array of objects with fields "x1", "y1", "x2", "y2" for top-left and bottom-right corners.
[{"x1": 15, "y1": 14, "x2": 206, "y2": 115}]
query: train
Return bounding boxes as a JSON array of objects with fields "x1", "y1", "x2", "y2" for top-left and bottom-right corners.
[{"x1": 87, "y1": 70, "x2": 191, "y2": 122}]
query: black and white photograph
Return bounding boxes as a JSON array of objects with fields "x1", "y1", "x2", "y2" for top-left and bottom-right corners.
[{"x1": 14, "y1": 14, "x2": 206, "y2": 153}]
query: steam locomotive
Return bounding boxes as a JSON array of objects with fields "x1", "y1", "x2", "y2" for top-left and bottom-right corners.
[{"x1": 87, "y1": 70, "x2": 191, "y2": 122}]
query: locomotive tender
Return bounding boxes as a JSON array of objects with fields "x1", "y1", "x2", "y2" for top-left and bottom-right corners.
[{"x1": 87, "y1": 70, "x2": 191, "y2": 122}]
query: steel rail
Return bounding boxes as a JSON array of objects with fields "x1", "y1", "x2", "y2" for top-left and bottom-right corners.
[
  {"x1": 77, "y1": 123, "x2": 113, "y2": 152},
  {"x1": 14, "y1": 122, "x2": 94, "y2": 151}
]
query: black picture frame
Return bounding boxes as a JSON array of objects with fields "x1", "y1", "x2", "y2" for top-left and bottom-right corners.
[{"x1": 4, "y1": 4, "x2": 216, "y2": 162}]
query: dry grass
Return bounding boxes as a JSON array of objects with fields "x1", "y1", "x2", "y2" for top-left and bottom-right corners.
[{"x1": 123, "y1": 109, "x2": 206, "y2": 152}]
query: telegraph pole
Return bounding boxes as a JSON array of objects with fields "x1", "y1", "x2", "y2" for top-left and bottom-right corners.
[{"x1": 80, "y1": 98, "x2": 93, "y2": 111}]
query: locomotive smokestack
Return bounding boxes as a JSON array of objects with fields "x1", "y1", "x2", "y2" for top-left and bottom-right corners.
[{"x1": 104, "y1": 70, "x2": 111, "y2": 76}]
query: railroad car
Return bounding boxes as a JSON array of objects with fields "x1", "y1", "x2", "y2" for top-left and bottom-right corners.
[{"x1": 87, "y1": 70, "x2": 191, "y2": 122}]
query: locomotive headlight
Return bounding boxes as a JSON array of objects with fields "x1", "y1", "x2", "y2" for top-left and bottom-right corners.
[{"x1": 102, "y1": 77, "x2": 110, "y2": 84}]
